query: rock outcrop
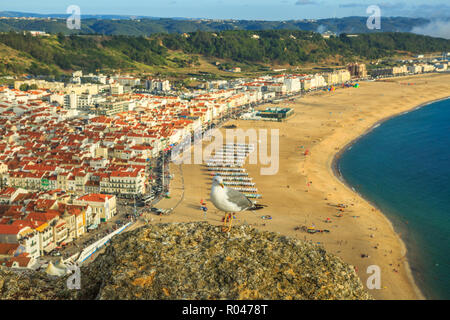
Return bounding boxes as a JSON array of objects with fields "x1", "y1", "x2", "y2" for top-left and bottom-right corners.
[
  {"x1": 0, "y1": 222, "x2": 372, "y2": 300},
  {"x1": 0, "y1": 268, "x2": 72, "y2": 300}
]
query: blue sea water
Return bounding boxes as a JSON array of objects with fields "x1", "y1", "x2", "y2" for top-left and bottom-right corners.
[{"x1": 338, "y1": 98, "x2": 450, "y2": 300}]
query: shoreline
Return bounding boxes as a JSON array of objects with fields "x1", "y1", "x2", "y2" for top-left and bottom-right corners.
[
  {"x1": 330, "y1": 99, "x2": 449, "y2": 301},
  {"x1": 157, "y1": 73, "x2": 450, "y2": 299},
  {"x1": 331, "y1": 95, "x2": 450, "y2": 300}
]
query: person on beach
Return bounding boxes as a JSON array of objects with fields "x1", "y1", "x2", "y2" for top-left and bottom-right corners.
[{"x1": 201, "y1": 204, "x2": 208, "y2": 219}]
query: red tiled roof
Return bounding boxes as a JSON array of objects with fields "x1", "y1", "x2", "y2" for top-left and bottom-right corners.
[
  {"x1": 77, "y1": 194, "x2": 113, "y2": 202},
  {"x1": 0, "y1": 224, "x2": 22, "y2": 235},
  {"x1": 5, "y1": 255, "x2": 32, "y2": 268},
  {"x1": 0, "y1": 243, "x2": 20, "y2": 255}
]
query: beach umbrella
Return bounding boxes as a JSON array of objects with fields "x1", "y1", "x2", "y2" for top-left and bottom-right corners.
[{"x1": 45, "y1": 262, "x2": 66, "y2": 277}]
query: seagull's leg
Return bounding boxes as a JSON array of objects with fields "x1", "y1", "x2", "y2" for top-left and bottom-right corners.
[
  {"x1": 222, "y1": 213, "x2": 232, "y2": 232},
  {"x1": 222, "y1": 212, "x2": 228, "y2": 232},
  {"x1": 228, "y1": 213, "x2": 234, "y2": 231},
  {"x1": 226, "y1": 213, "x2": 232, "y2": 232}
]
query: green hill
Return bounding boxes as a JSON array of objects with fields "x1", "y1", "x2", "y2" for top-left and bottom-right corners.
[
  {"x1": 0, "y1": 30, "x2": 449, "y2": 77},
  {"x1": 0, "y1": 15, "x2": 432, "y2": 36}
]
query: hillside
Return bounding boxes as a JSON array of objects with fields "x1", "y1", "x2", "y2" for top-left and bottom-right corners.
[
  {"x1": 0, "y1": 15, "x2": 432, "y2": 36},
  {"x1": 0, "y1": 222, "x2": 372, "y2": 300},
  {"x1": 0, "y1": 30, "x2": 449, "y2": 77},
  {"x1": 159, "y1": 30, "x2": 450, "y2": 64},
  {"x1": 0, "y1": 43, "x2": 38, "y2": 74}
]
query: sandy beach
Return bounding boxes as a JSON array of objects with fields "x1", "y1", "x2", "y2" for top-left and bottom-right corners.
[{"x1": 151, "y1": 73, "x2": 450, "y2": 300}]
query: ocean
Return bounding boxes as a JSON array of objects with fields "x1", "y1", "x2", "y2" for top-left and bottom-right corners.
[{"x1": 338, "y1": 97, "x2": 450, "y2": 300}]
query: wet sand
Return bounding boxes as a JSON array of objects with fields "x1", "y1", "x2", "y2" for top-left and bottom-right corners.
[{"x1": 154, "y1": 73, "x2": 450, "y2": 300}]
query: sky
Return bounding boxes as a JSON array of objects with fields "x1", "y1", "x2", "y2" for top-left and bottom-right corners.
[{"x1": 2, "y1": 0, "x2": 450, "y2": 20}]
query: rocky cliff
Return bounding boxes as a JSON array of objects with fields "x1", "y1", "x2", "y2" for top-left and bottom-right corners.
[
  {"x1": 0, "y1": 268, "x2": 72, "y2": 300},
  {"x1": 0, "y1": 222, "x2": 372, "y2": 300}
]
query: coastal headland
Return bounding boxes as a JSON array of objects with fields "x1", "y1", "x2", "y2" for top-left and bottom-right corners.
[{"x1": 153, "y1": 73, "x2": 450, "y2": 300}]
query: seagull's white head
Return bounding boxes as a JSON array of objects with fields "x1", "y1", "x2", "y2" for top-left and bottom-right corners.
[{"x1": 212, "y1": 175, "x2": 225, "y2": 188}]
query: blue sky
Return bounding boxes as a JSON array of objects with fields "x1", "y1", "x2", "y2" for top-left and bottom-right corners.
[{"x1": 2, "y1": 0, "x2": 450, "y2": 20}]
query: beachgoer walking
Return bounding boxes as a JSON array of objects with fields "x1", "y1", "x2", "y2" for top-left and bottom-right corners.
[{"x1": 201, "y1": 205, "x2": 208, "y2": 220}]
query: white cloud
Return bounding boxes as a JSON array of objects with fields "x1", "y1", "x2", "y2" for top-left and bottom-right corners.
[{"x1": 411, "y1": 20, "x2": 450, "y2": 39}]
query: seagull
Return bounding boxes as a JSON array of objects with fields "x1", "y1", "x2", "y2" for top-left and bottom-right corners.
[{"x1": 210, "y1": 175, "x2": 266, "y2": 232}]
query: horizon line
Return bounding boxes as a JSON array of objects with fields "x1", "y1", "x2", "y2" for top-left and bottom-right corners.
[{"x1": 0, "y1": 10, "x2": 441, "y2": 22}]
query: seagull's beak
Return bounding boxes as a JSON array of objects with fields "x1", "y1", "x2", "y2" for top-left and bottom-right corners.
[{"x1": 220, "y1": 183, "x2": 224, "y2": 188}]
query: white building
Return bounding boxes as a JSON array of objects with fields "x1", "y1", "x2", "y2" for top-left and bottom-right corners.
[
  {"x1": 408, "y1": 65, "x2": 423, "y2": 74},
  {"x1": 115, "y1": 77, "x2": 141, "y2": 87},
  {"x1": 74, "y1": 194, "x2": 117, "y2": 222},
  {"x1": 284, "y1": 77, "x2": 301, "y2": 93},
  {"x1": 0, "y1": 225, "x2": 40, "y2": 259},
  {"x1": 72, "y1": 71, "x2": 83, "y2": 78},
  {"x1": 111, "y1": 84, "x2": 124, "y2": 95},
  {"x1": 64, "y1": 93, "x2": 78, "y2": 109},
  {"x1": 435, "y1": 63, "x2": 448, "y2": 72},
  {"x1": 300, "y1": 74, "x2": 327, "y2": 90},
  {"x1": 146, "y1": 79, "x2": 171, "y2": 92},
  {"x1": 421, "y1": 64, "x2": 435, "y2": 73}
]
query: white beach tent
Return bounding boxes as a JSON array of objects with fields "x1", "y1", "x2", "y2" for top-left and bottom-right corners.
[{"x1": 45, "y1": 261, "x2": 67, "y2": 277}]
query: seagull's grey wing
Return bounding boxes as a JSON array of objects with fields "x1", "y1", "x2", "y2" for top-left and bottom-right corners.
[{"x1": 225, "y1": 187, "x2": 253, "y2": 211}]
